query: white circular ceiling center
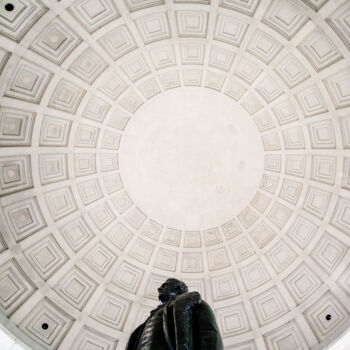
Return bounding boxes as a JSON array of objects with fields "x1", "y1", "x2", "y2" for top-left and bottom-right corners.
[{"x1": 120, "y1": 87, "x2": 264, "y2": 230}]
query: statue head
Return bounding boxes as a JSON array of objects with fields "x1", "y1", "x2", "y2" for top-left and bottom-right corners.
[{"x1": 158, "y1": 278, "x2": 188, "y2": 304}]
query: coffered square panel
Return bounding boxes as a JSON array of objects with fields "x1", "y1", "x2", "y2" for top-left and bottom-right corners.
[
  {"x1": 154, "y1": 248, "x2": 178, "y2": 272},
  {"x1": 264, "y1": 321, "x2": 308, "y2": 350},
  {"x1": 256, "y1": 76, "x2": 283, "y2": 103},
  {"x1": 342, "y1": 158, "x2": 350, "y2": 190},
  {"x1": 311, "y1": 232, "x2": 347, "y2": 274},
  {"x1": 304, "y1": 291, "x2": 349, "y2": 341},
  {"x1": 136, "y1": 13, "x2": 171, "y2": 44},
  {"x1": 69, "y1": 48, "x2": 108, "y2": 84},
  {"x1": 0, "y1": 155, "x2": 32, "y2": 197},
  {"x1": 234, "y1": 57, "x2": 262, "y2": 85},
  {"x1": 98, "y1": 25, "x2": 137, "y2": 60},
  {"x1": 267, "y1": 240, "x2": 297, "y2": 273},
  {"x1": 89, "y1": 202, "x2": 116, "y2": 231},
  {"x1": 24, "y1": 234, "x2": 68, "y2": 280},
  {"x1": 97, "y1": 70, "x2": 127, "y2": 100},
  {"x1": 74, "y1": 153, "x2": 96, "y2": 177},
  {"x1": 207, "y1": 247, "x2": 230, "y2": 270},
  {"x1": 298, "y1": 28, "x2": 343, "y2": 72},
  {"x1": 326, "y1": 1, "x2": 350, "y2": 51},
  {"x1": 60, "y1": 216, "x2": 95, "y2": 253},
  {"x1": 183, "y1": 231, "x2": 201, "y2": 247},
  {"x1": 324, "y1": 68, "x2": 350, "y2": 110},
  {"x1": 205, "y1": 71, "x2": 226, "y2": 91},
  {"x1": 240, "y1": 259, "x2": 271, "y2": 291},
  {"x1": 308, "y1": 119, "x2": 336, "y2": 149},
  {"x1": 106, "y1": 222, "x2": 133, "y2": 250},
  {"x1": 183, "y1": 69, "x2": 202, "y2": 86},
  {"x1": 0, "y1": 107, "x2": 35, "y2": 147},
  {"x1": 121, "y1": 54, "x2": 151, "y2": 82},
  {"x1": 5, "y1": 59, "x2": 52, "y2": 103},
  {"x1": 48, "y1": 79, "x2": 85, "y2": 114},
  {"x1": 107, "y1": 108, "x2": 130, "y2": 131},
  {"x1": 0, "y1": 258, "x2": 36, "y2": 317},
  {"x1": 78, "y1": 179, "x2": 103, "y2": 205},
  {"x1": 39, "y1": 153, "x2": 68, "y2": 185},
  {"x1": 241, "y1": 92, "x2": 264, "y2": 115},
  {"x1": 182, "y1": 252, "x2": 203, "y2": 273},
  {"x1": 260, "y1": 173, "x2": 279, "y2": 194},
  {"x1": 159, "y1": 71, "x2": 180, "y2": 90},
  {"x1": 216, "y1": 302, "x2": 250, "y2": 337},
  {"x1": 3, "y1": 196, "x2": 46, "y2": 242},
  {"x1": 111, "y1": 261, "x2": 144, "y2": 293},
  {"x1": 162, "y1": 228, "x2": 181, "y2": 247},
  {"x1": 300, "y1": 0, "x2": 328, "y2": 12},
  {"x1": 279, "y1": 179, "x2": 303, "y2": 205},
  {"x1": 247, "y1": 30, "x2": 283, "y2": 64},
  {"x1": 214, "y1": 14, "x2": 248, "y2": 47},
  {"x1": 250, "y1": 191, "x2": 271, "y2": 212},
  {"x1": 75, "y1": 124, "x2": 100, "y2": 148},
  {"x1": 40, "y1": 115, "x2": 71, "y2": 147},
  {"x1": 20, "y1": 297, "x2": 74, "y2": 350},
  {"x1": 331, "y1": 196, "x2": 350, "y2": 236},
  {"x1": 285, "y1": 154, "x2": 306, "y2": 178},
  {"x1": 267, "y1": 201, "x2": 292, "y2": 228},
  {"x1": 311, "y1": 155, "x2": 336, "y2": 185},
  {"x1": 253, "y1": 112, "x2": 274, "y2": 132},
  {"x1": 68, "y1": 0, "x2": 120, "y2": 33},
  {"x1": 119, "y1": 90, "x2": 143, "y2": 113},
  {"x1": 0, "y1": 0, "x2": 47, "y2": 42},
  {"x1": 138, "y1": 78, "x2": 161, "y2": 99},
  {"x1": 141, "y1": 219, "x2": 163, "y2": 241},
  {"x1": 45, "y1": 186, "x2": 78, "y2": 221},
  {"x1": 90, "y1": 290, "x2": 131, "y2": 330},
  {"x1": 263, "y1": 0, "x2": 308, "y2": 40},
  {"x1": 211, "y1": 273, "x2": 239, "y2": 301},
  {"x1": 295, "y1": 85, "x2": 328, "y2": 118},
  {"x1": 262, "y1": 132, "x2": 281, "y2": 151},
  {"x1": 303, "y1": 186, "x2": 331, "y2": 219},
  {"x1": 283, "y1": 126, "x2": 305, "y2": 149},
  {"x1": 128, "y1": 238, "x2": 154, "y2": 264},
  {"x1": 275, "y1": 54, "x2": 310, "y2": 88},
  {"x1": 284, "y1": 263, "x2": 322, "y2": 304},
  {"x1": 149, "y1": 45, "x2": 176, "y2": 69},
  {"x1": 71, "y1": 326, "x2": 118, "y2": 350},
  {"x1": 180, "y1": 43, "x2": 205, "y2": 65},
  {"x1": 272, "y1": 98, "x2": 299, "y2": 126},
  {"x1": 251, "y1": 287, "x2": 289, "y2": 326},
  {"x1": 83, "y1": 241, "x2": 117, "y2": 276},
  {"x1": 176, "y1": 11, "x2": 208, "y2": 38},
  {"x1": 250, "y1": 221, "x2": 276, "y2": 248},
  {"x1": 124, "y1": 207, "x2": 147, "y2": 230},
  {"x1": 225, "y1": 79, "x2": 247, "y2": 101},
  {"x1": 81, "y1": 95, "x2": 111, "y2": 123},
  {"x1": 230, "y1": 236, "x2": 255, "y2": 263},
  {"x1": 54, "y1": 266, "x2": 97, "y2": 311},
  {"x1": 287, "y1": 215, "x2": 318, "y2": 248},
  {"x1": 220, "y1": 0, "x2": 260, "y2": 16},
  {"x1": 30, "y1": 18, "x2": 82, "y2": 65}
]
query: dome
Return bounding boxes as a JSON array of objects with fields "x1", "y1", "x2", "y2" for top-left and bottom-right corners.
[{"x1": 0, "y1": 0, "x2": 350, "y2": 349}]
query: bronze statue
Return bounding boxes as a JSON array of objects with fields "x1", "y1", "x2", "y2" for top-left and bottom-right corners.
[{"x1": 126, "y1": 278, "x2": 223, "y2": 350}]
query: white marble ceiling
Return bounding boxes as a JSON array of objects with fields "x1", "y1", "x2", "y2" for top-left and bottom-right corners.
[{"x1": 0, "y1": 0, "x2": 350, "y2": 349}]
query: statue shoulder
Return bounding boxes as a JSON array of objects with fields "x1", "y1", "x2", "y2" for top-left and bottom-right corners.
[{"x1": 175, "y1": 292, "x2": 202, "y2": 308}]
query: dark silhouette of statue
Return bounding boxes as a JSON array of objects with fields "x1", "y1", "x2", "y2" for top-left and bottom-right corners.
[{"x1": 126, "y1": 278, "x2": 223, "y2": 350}]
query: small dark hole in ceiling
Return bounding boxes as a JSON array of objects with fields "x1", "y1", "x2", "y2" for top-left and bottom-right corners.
[{"x1": 5, "y1": 3, "x2": 15, "y2": 11}]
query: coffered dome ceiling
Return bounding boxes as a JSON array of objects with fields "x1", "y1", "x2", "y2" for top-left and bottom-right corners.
[{"x1": 0, "y1": 0, "x2": 350, "y2": 349}]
